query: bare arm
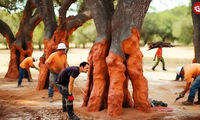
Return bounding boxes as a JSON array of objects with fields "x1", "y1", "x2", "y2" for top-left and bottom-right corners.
[
  {"x1": 183, "y1": 82, "x2": 191, "y2": 94},
  {"x1": 31, "y1": 64, "x2": 39, "y2": 70},
  {"x1": 68, "y1": 76, "x2": 75, "y2": 94}
]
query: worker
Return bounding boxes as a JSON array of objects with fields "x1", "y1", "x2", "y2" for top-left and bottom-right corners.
[
  {"x1": 152, "y1": 45, "x2": 167, "y2": 71},
  {"x1": 178, "y1": 63, "x2": 200, "y2": 105},
  {"x1": 45, "y1": 43, "x2": 69, "y2": 102},
  {"x1": 55, "y1": 62, "x2": 89, "y2": 120},
  {"x1": 17, "y1": 57, "x2": 38, "y2": 87},
  {"x1": 175, "y1": 66, "x2": 184, "y2": 81}
]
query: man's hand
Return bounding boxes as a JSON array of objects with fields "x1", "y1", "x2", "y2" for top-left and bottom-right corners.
[
  {"x1": 68, "y1": 94, "x2": 74, "y2": 102},
  {"x1": 179, "y1": 91, "x2": 185, "y2": 97}
]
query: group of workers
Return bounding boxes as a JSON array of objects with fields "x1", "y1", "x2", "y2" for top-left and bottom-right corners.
[
  {"x1": 17, "y1": 43, "x2": 200, "y2": 119},
  {"x1": 152, "y1": 46, "x2": 200, "y2": 106},
  {"x1": 17, "y1": 43, "x2": 89, "y2": 120}
]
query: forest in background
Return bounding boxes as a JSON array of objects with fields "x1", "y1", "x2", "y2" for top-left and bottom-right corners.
[{"x1": 0, "y1": 3, "x2": 192, "y2": 49}]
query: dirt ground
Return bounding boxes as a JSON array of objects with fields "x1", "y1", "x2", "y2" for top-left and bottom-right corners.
[{"x1": 1, "y1": 47, "x2": 200, "y2": 120}]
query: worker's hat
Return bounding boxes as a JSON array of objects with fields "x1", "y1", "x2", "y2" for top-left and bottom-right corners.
[{"x1": 57, "y1": 43, "x2": 67, "y2": 50}]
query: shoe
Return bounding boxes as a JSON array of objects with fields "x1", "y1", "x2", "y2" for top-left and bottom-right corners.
[
  {"x1": 194, "y1": 100, "x2": 200, "y2": 105},
  {"x1": 49, "y1": 97, "x2": 54, "y2": 102},
  {"x1": 163, "y1": 69, "x2": 167, "y2": 71},
  {"x1": 70, "y1": 114, "x2": 80, "y2": 120},
  {"x1": 17, "y1": 85, "x2": 24, "y2": 87},
  {"x1": 182, "y1": 100, "x2": 193, "y2": 105},
  {"x1": 28, "y1": 79, "x2": 32, "y2": 82},
  {"x1": 152, "y1": 67, "x2": 155, "y2": 71}
]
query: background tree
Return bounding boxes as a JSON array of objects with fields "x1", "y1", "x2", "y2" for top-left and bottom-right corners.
[
  {"x1": 141, "y1": 5, "x2": 193, "y2": 45},
  {"x1": 33, "y1": 22, "x2": 45, "y2": 50},
  {"x1": 36, "y1": 0, "x2": 92, "y2": 89},
  {"x1": 0, "y1": 0, "x2": 42, "y2": 79},
  {"x1": 70, "y1": 20, "x2": 96, "y2": 48},
  {"x1": 141, "y1": 13, "x2": 158, "y2": 44},
  {"x1": 0, "y1": 10, "x2": 22, "y2": 49}
]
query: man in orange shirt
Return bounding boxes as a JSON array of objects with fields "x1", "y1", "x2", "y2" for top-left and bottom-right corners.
[
  {"x1": 152, "y1": 46, "x2": 167, "y2": 71},
  {"x1": 45, "y1": 43, "x2": 69, "y2": 102},
  {"x1": 178, "y1": 63, "x2": 200, "y2": 105},
  {"x1": 17, "y1": 57, "x2": 38, "y2": 87}
]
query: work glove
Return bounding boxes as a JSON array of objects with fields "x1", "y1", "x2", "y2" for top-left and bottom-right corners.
[
  {"x1": 68, "y1": 94, "x2": 74, "y2": 102},
  {"x1": 179, "y1": 91, "x2": 185, "y2": 97}
]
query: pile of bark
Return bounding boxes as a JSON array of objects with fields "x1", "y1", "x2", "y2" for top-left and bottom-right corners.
[{"x1": 147, "y1": 41, "x2": 175, "y2": 50}]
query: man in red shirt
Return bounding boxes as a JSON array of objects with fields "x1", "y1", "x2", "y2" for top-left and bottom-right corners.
[{"x1": 152, "y1": 46, "x2": 167, "y2": 71}]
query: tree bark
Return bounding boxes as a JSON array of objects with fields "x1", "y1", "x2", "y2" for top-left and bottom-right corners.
[
  {"x1": 83, "y1": 0, "x2": 151, "y2": 117},
  {"x1": 82, "y1": 0, "x2": 113, "y2": 111},
  {"x1": 36, "y1": 0, "x2": 92, "y2": 90},
  {"x1": 192, "y1": 0, "x2": 200, "y2": 63},
  {"x1": 3, "y1": 0, "x2": 41, "y2": 80}
]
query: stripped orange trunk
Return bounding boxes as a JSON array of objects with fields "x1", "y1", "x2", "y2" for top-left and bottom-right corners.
[{"x1": 83, "y1": 0, "x2": 151, "y2": 117}]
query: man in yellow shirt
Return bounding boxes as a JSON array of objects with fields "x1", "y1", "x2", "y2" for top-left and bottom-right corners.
[
  {"x1": 17, "y1": 57, "x2": 38, "y2": 87},
  {"x1": 178, "y1": 63, "x2": 200, "y2": 105},
  {"x1": 45, "y1": 43, "x2": 69, "y2": 102}
]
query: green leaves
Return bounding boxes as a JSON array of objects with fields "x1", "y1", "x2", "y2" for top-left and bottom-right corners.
[
  {"x1": 69, "y1": 19, "x2": 96, "y2": 48},
  {"x1": 142, "y1": 5, "x2": 193, "y2": 45}
]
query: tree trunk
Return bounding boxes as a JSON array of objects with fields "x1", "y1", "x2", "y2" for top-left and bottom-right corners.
[
  {"x1": 82, "y1": 0, "x2": 113, "y2": 111},
  {"x1": 192, "y1": 0, "x2": 200, "y2": 63},
  {"x1": 83, "y1": 0, "x2": 151, "y2": 116},
  {"x1": 36, "y1": 0, "x2": 92, "y2": 90},
  {"x1": 2, "y1": 0, "x2": 41, "y2": 80}
]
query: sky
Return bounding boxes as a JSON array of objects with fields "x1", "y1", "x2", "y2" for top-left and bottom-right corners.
[{"x1": 148, "y1": 0, "x2": 190, "y2": 12}]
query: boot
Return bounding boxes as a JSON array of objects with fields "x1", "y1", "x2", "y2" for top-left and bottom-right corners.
[
  {"x1": 28, "y1": 79, "x2": 32, "y2": 82},
  {"x1": 163, "y1": 67, "x2": 167, "y2": 71},
  {"x1": 17, "y1": 84, "x2": 24, "y2": 87},
  {"x1": 152, "y1": 66, "x2": 155, "y2": 71},
  {"x1": 70, "y1": 114, "x2": 80, "y2": 120},
  {"x1": 48, "y1": 97, "x2": 54, "y2": 102},
  {"x1": 194, "y1": 100, "x2": 200, "y2": 105},
  {"x1": 182, "y1": 100, "x2": 193, "y2": 105}
]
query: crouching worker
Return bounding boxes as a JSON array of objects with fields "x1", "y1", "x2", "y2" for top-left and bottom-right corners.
[
  {"x1": 178, "y1": 63, "x2": 200, "y2": 105},
  {"x1": 55, "y1": 62, "x2": 89, "y2": 120},
  {"x1": 17, "y1": 57, "x2": 38, "y2": 87}
]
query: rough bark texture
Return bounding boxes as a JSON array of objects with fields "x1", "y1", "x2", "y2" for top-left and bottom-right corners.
[
  {"x1": 107, "y1": 0, "x2": 151, "y2": 116},
  {"x1": 192, "y1": 0, "x2": 200, "y2": 63},
  {"x1": 2, "y1": 0, "x2": 41, "y2": 80},
  {"x1": 36, "y1": 0, "x2": 92, "y2": 90},
  {"x1": 83, "y1": 0, "x2": 151, "y2": 117},
  {"x1": 82, "y1": 0, "x2": 113, "y2": 112}
]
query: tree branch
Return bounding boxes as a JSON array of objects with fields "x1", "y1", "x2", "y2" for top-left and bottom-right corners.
[
  {"x1": 30, "y1": 10, "x2": 42, "y2": 26},
  {"x1": 59, "y1": 0, "x2": 76, "y2": 24},
  {"x1": 35, "y1": 0, "x2": 57, "y2": 39},
  {"x1": 0, "y1": 19, "x2": 15, "y2": 48},
  {"x1": 66, "y1": 10, "x2": 92, "y2": 31}
]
